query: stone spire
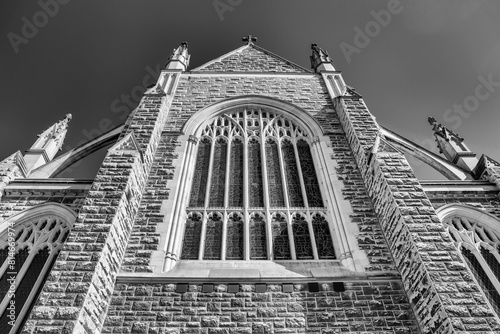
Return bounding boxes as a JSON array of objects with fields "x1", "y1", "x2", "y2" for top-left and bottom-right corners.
[
  {"x1": 165, "y1": 41, "x2": 190, "y2": 71},
  {"x1": 24, "y1": 113, "x2": 72, "y2": 173},
  {"x1": 428, "y1": 116, "x2": 479, "y2": 173},
  {"x1": 310, "y1": 43, "x2": 335, "y2": 72}
]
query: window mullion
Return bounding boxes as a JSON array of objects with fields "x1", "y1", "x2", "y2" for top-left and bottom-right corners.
[
  {"x1": 276, "y1": 139, "x2": 293, "y2": 260},
  {"x1": 285, "y1": 212, "x2": 296, "y2": 260},
  {"x1": 276, "y1": 140, "x2": 290, "y2": 209},
  {"x1": 221, "y1": 132, "x2": 232, "y2": 261},
  {"x1": 243, "y1": 111, "x2": 250, "y2": 260},
  {"x1": 259, "y1": 114, "x2": 272, "y2": 260},
  {"x1": 198, "y1": 213, "x2": 208, "y2": 260},
  {"x1": 221, "y1": 212, "x2": 227, "y2": 260},
  {"x1": 292, "y1": 140, "x2": 319, "y2": 260},
  {"x1": 223, "y1": 134, "x2": 232, "y2": 208}
]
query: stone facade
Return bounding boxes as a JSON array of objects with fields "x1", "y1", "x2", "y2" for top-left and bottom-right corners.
[
  {"x1": 0, "y1": 41, "x2": 499, "y2": 334},
  {"x1": 103, "y1": 281, "x2": 417, "y2": 334}
]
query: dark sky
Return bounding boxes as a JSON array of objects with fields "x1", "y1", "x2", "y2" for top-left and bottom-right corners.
[{"x1": 1, "y1": 1, "x2": 499, "y2": 179}]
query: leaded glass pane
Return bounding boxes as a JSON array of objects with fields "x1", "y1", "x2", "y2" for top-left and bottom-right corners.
[
  {"x1": 297, "y1": 140, "x2": 324, "y2": 207},
  {"x1": 312, "y1": 213, "x2": 335, "y2": 259},
  {"x1": 462, "y1": 248, "x2": 500, "y2": 317},
  {"x1": 250, "y1": 214, "x2": 267, "y2": 260},
  {"x1": 481, "y1": 247, "x2": 500, "y2": 283},
  {"x1": 248, "y1": 138, "x2": 264, "y2": 207},
  {"x1": 204, "y1": 213, "x2": 223, "y2": 260},
  {"x1": 265, "y1": 139, "x2": 285, "y2": 207},
  {"x1": 209, "y1": 138, "x2": 227, "y2": 207},
  {"x1": 0, "y1": 248, "x2": 8, "y2": 268},
  {"x1": 226, "y1": 213, "x2": 244, "y2": 260},
  {"x1": 292, "y1": 214, "x2": 314, "y2": 260},
  {"x1": 189, "y1": 138, "x2": 211, "y2": 207},
  {"x1": 181, "y1": 213, "x2": 202, "y2": 260},
  {"x1": 0, "y1": 247, "x2": 51, "y2": 333},
  {"x1": 228, "y1": 139, "x2": 243, "y2": 207},
  {"x1": 0, "y1": 247, "x2": 29, "y2": 303},
  {"x1": 281, "y1": 140, "x2": 303, "y2": 207},
  {"x1": 272, "y1": 213, "x2": 291, "y2": 260}
]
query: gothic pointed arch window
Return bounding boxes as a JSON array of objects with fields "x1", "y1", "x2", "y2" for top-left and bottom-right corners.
[
  {"x1": 0, "y1": 204, "x2": 75, "y2": 334},
  {"x1": 180, "y1": 107, "x2": 336, "y2": 261},
  {"x1": 443, "y1": 214, "x2": 500, "y2": 317}
]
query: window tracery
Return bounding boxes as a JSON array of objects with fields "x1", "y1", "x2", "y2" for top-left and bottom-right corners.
[
  {"x1": 0, "y1": 214, "x2": 72, "y2": 334},
  {"x1": 445, "y1": 216, "x2": 500, "y2": 317},
  {"x1": 182, "y1": 107, "x2": 335, "y2": 261}
]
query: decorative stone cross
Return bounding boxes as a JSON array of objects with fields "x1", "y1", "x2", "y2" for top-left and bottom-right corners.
[{"x1": 242, "y1": 35, "x2": 257, "y2": 44}]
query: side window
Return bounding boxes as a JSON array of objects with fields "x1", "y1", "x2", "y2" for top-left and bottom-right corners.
[
  {"x1": 0, "y1": 215, "x2": 72, "y2": 334},
  {"x1": 445, "y1": 216, "x2": 500, "y2": 317}
]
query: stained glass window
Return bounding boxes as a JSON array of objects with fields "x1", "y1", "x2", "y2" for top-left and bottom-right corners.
[
  {"x1": 462, "y1": 247, "x2": 500, "y2": 316},
  {"x1": 182, "y1": 107, "x2": 336, "y2": 262},
  {"x1": 248, "y1": 138, "x2": 264, "y2": 207},
  {"x1": 228, "y1": 139, "x2": 244, "y2": 207},
  {"x1": 481, "y1": 247, "x2": 500, "y2": 282},
  {"x1": 204, "y1": 213, "x2": 223, "y2": 260},
  {"x1": 272, "y1": 213, "x2": 291, "y2": 260},
  {"x1": 312, "y1": 213, "x2": 336, "y2": 259},
  {"x1": 226, "y1": 213, "x2": 244, "y2": 260},
  {"x1": 209, "y1": 138, "x2": 227, "y2": 207},
  {"x1": 292, "y1": 214, "x2": 314, "y2": 260},
  {"x1": 444, "y1": 216, "x2": 500, "y2": 318},
  {"x1": 281, "y1": 140, "x2": 304, "y2": 207},
  {"x1": 266, "y1": 139, "x2": 285, "y2": 207},
  {"x1": 189, "y1": 138, "x2": 211, "y2": 207},
  {"x1": 297, "y1": 139, "x2": 324, "y2": 207},
  {"x1": 0, "y1": 247, "x2": 29, "y2": 301},
  {"x1": 0, "y1": 247, "x2": 51, "y2": 332},
  {"x1": 250, "y1": 213, "x2": 267, "y2": 260},
  {"x1": 181, "y1": 213, "x2": 202, "y2": 260},
  {"x1": 0, "y1": 215, "x2": 72, "y2": 334}
]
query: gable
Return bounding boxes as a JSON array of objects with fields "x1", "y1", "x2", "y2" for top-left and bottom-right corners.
[{"x1": 193, "y1": 45, "x2": 310, "y2": 73}]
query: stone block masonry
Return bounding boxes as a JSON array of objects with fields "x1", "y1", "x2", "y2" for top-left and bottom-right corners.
[
  {"x1": 102, "y1": 281, "x2": 419, "y2": 334},
  {"x1": 333, "y1": 96, "x2": 500, "y2": 333},
  {"x1": 122, "y1": 74, "x2": 397, "y2": 273},
  {"x1": 22, "y1": 91, "x2": 170, "y2": 333}
]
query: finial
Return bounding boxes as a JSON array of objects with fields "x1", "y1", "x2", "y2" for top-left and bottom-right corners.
[
  {"x1": 166, "y1": 41, "x2": 190, "y2": 70},
  {"x1": 242, "y1": 35, "x2": 257, "y2": 45},
  {"x1": 310, "y1": 43, "x2": 335, "y2": 72},
  {"x1": 427, "y1": 116, "x2": 478, "y2": 173}
]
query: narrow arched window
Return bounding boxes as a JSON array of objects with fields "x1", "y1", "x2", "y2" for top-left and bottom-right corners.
[
  {"x1": 0, "y1": 212, "x2": 72, "y2": 334},
  {"x1": 181, "y1": 107, "x2": 336, "y2": 261},
  {"x1": 445, "y1": 216, "x2": 500, "y2": 317}
]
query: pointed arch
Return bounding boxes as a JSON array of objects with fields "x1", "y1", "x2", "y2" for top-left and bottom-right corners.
[
  {"x1": 162, "y1": 95, "x2": 364, "y2": 276},
  {"x1": 0, "y1": 203, "x2": 76, "y2": 334},
  {"x1": 182, "y1": 95, "x2": 326, "y2": 139},
  {"x1": 436, "y1": 204, "x2": 500, "y2": 317}
]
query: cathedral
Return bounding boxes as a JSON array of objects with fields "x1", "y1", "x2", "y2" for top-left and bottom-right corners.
[{"x1": 1, "y1": 37, "x2": 500, "y2": 334}]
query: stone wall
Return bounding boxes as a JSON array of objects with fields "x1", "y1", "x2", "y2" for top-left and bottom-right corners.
[
  {"x1": 22, "y1": 91, "x2": 169, "y2": 333},
  {"x1": 122, "y1": 73, "x2": 397, "y2": 273},
  {"x1": 428, "y1": 194, "x2": 500, "y2": 219},
  {"x1": 0, "y1": 191, "x2": 86, "y2": 221},
  {"x1": 102, "y1": 281, "x2": 419, "y2": 334},
  {"x1": 334, "y1": 96, "x2": 500, "y2": 333}
]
